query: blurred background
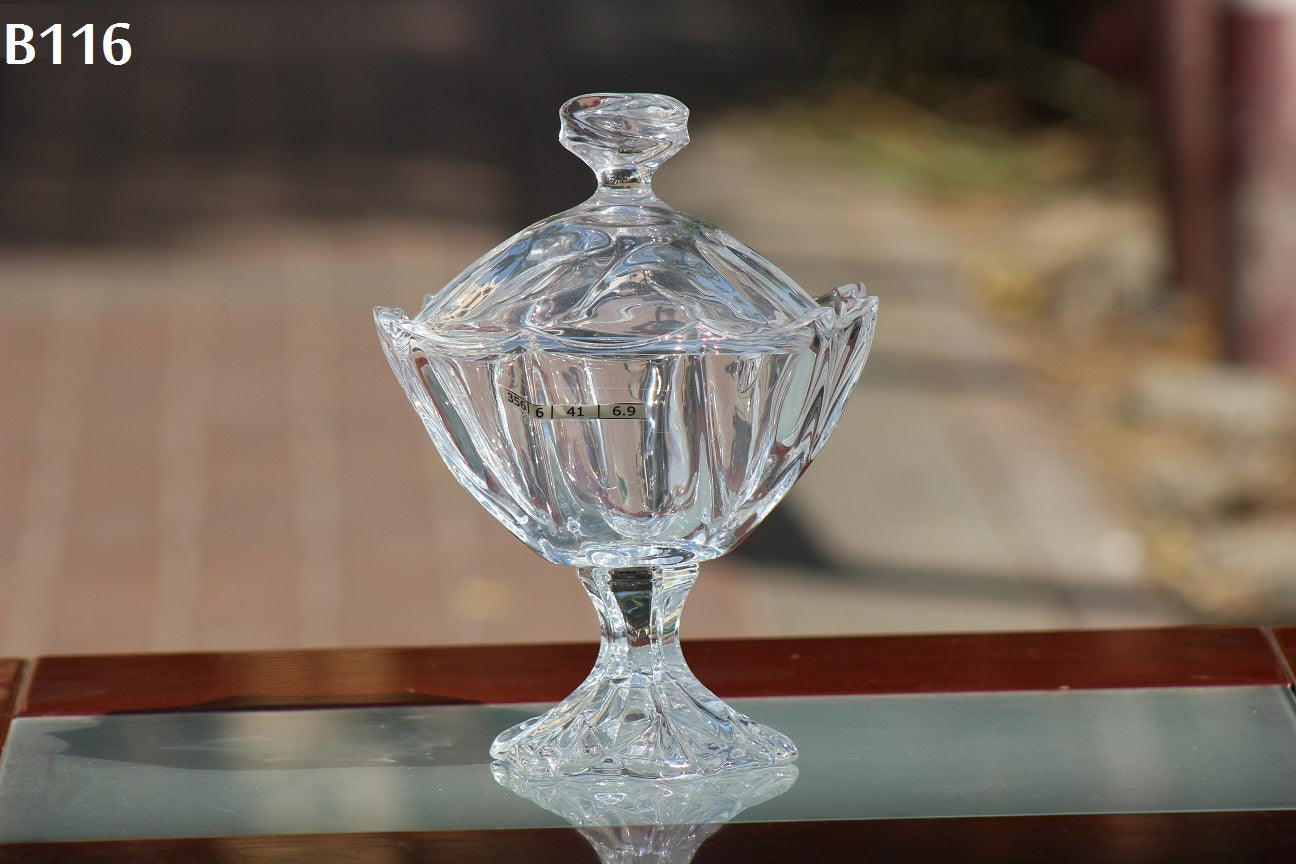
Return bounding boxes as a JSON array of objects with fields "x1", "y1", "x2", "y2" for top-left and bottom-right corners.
[{"x1": 1, "y1": 0, "x2": 1293, "y2": 657}]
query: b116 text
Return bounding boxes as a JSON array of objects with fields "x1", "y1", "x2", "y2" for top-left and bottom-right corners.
[{"x1": 6, "y1": 23, "x2": 132, "y2": 65}]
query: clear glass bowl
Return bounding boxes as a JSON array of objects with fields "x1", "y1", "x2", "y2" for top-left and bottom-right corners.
[{"x1": 376, "y1": 93, "x2": 876, "y2": 779}]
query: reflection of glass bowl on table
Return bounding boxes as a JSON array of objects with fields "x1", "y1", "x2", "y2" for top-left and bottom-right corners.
[
  {"x1": 376, "y1": 93, "x2": 876, "y2": 779},
  {"x1": 493, "y1": 762, "x2": 798, "y2": 864}
]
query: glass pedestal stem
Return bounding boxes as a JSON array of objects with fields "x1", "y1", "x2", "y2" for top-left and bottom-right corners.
[
  {"x1": 489, "y1": 563, "x2": 797, "y2": 779},
  {"x1": 582, "y1": 564, "x2": 695, "y2": 692}
]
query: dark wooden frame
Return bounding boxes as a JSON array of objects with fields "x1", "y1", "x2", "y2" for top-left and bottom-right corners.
[{"x1": 17, "y1": 627, "x2": 1292, "y2": 717}]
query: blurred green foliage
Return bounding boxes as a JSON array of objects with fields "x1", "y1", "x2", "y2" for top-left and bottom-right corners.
[{"x1": 799, "y1": 0, "x2": 1151, "y2": 195}]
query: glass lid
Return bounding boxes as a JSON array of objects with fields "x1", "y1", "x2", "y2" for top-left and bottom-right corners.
[{"x1": 398, "y1": 92, "x2": 861, "y2": 356}]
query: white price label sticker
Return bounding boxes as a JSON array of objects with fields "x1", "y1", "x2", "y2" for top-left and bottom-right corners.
[{"x1": 506, "y1": 390, "x2": 643, "y2": 420}]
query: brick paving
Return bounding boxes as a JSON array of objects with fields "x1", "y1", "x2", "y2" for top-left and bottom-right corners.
[{"x1": 0, "y1": 122, "x2": 1189, "y2": 658}]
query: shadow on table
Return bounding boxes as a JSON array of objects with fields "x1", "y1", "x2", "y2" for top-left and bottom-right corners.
[{"x1": 46, "y1": 704, "x2": 538, "y2": 770}]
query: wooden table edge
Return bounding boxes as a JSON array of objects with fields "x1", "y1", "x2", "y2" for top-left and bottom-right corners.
[
  {"x1": 0, "y1": 660, "x2": 27, "y2": 757},
  {"x1": 15, "y1": 625, "x2": 1295, "y2": 718},
  {"x1": 1268, "y1": 627, "x2": 1296, "y2": 686},
  {"x1": 3, "y1": 811, "x2": 1296, "y2": 862}
]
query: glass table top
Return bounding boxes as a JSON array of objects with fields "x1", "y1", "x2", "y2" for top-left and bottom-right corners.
[{"x1": 2, "y1": 686, "x2": 1295, "y2": 843}]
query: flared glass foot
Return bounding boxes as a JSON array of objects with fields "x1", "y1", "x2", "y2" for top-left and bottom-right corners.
[{"x1": 489, "y1": 565, "x2": 797, "y2": 779}]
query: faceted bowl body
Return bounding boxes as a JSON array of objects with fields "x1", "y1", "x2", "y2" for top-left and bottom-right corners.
[
  {"x1": 375, "y1": 91, "x2": 876, "y2": 567},
  {"x1": 375, "y1": 284, "x2": 874, "y2": 568}
]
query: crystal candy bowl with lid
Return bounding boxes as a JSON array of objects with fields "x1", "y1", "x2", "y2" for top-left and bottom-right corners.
[{"x1": 375, "y1": 93, "x2": 876, "y2": 779}]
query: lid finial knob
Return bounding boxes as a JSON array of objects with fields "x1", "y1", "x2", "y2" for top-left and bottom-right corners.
[{"x1": 560, "y1": 93, "x2": 689, "y2": 192}]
